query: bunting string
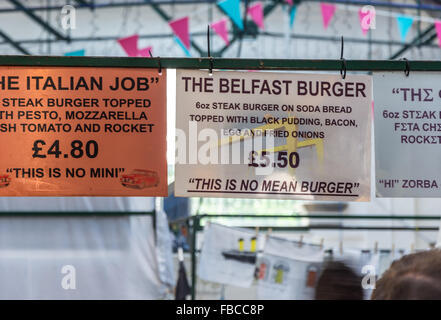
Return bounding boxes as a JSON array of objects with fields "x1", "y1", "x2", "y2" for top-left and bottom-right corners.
[{"x1": 113, "y1": 1, "x2": 441, "y2": 58}]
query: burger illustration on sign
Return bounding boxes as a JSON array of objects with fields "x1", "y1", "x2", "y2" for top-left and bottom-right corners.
[
  {"x1": 120, "y1": 169, "x2": 159, "y2": 189},
  {"x1": 0, "y1": 174, "x2": 11, "y2": 188}
]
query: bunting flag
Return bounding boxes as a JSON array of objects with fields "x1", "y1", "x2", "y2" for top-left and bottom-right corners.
[
  {"x1": 211, "y1": 18, "x2": 230, "y2": 45},
  {"x1": 217, "y1": 0, "x2": 244, "y2": 30},
  {"x1": 285, "y1": 0, "x2": 293, "y2": 5},
  {"x1": 396, "y1": 15, "x2": 414, "y2": 42},
  {"x1": 435, "y1": 20, "x2": 441, "y2": 48},
  {"x1": 117, "y1": 34, "x2": 139, "y2": 57},
  {"x1": 358, "y1": 8, "x2": 373, "y2": 36},
  {"x1": 64, "y1": 49, "x2": 85, "y2": 56},
  {"x1": 169, "y1": 17, "x2": 191, "y2": 50},
  {"x1": 320, "y1": 3, "x2": 336, "y2": 30},
  {"x1": 248, "y1": 3, "x2": 264, "y2": 30},
  {"x1": 174, "y1": 36, "x2": 191, "y2": 57},
  {"x1": 138, "y1": 46, "x2": 153, "y2": 57},
  {"x1": 117, "y1": 34, "x2": 153, "y2": 57},
  {"x1": 289, "y1": 5, "x2": 297, "y2": 28}
]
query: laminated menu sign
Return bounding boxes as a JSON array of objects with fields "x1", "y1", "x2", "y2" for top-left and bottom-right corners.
[
  {"x1": 198, "y1": 223, "x2": 262, "y2": 287},
  {"x1": 175, "y1": 70, "x2": 372, "y2": 201},
  {"x1": 374, "y1": 72, "x2": 441, "y2": 197},
  {"x1": 0, "y1": 67, "x2": 167, "y2": 196},
  {"x1": 256, "y1": 236, "x2": 324, "y2": 300}
]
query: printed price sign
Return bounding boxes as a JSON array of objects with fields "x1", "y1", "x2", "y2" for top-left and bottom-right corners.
[
  {"x1": 175, "y1": 70, "x2": 372, "y2": 201},
  {"x1": 0, "y1": 67, "x2": 167, "y2": 196},
  {"x1": 374, "y1": 72, "x2": 441, "y2": 197}
]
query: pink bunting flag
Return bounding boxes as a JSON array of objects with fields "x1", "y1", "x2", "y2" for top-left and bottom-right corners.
[
  {"x1": 211, "y1": 18, "x2": 229, "y2": 45},
  {"x1": 169, "y1": 17, "x2": 190, "y2": 50},
  {"x1": 285, "y1": 0, "x2": 293, "y2": 5},
  {"x1": 435, "y1": 20, "x2": 441, "y2": 48},
  {"x1": 320, "y1": 3, "x2": 336, "y2": 30},
  {"x1": 248, "y1": 3, "x2": 264, "y2": 30},
  {"x1": 117, "y1": 35, "x2": 152, "y2": 57},
  {"x1": 138, "y1": 46, "x2": 153, "y2": 57},
  {"x1": 117, "y1": 34, "x2": 139, "y2": 57}
]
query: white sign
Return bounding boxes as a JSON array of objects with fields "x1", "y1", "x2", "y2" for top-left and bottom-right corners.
[
  {"x1": 198, "y1": 223, "x2": 261, "y2": 288},
  {"x1": 374, "y1": 72, "x2": 441, "y2": 197},
  {"x1": 256, "y1": 236, "x2": 323, "y2": 300},
  {"x1": 175, "y1": 70, "x2": 372, "y2": 201}
]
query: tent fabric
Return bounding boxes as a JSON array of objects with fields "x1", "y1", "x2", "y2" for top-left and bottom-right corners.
[
  {"x1": 0, "y1": 197, "x2": 166, "y2": 299},
  {"x1": 155, "y1": 209, "x2": 176, "y2": 288},
  {"x1": 0, "y1": 214, "x2": 164, "y2": 299},
  {"x1": 0, "y1": 197, "x2": 154, "y2": 212}
]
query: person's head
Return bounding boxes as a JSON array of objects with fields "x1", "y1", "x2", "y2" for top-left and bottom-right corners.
[
  {"x1": 315, "y1": 261, "x2": 363, "y2": 300},
  {"x1": 372, "y1": 249, "x2": 441, "y2": 300}
]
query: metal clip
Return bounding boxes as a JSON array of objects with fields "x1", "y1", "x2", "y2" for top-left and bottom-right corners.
[
  {"x1": 340, "y1": 36, "x2": 346, "y2": 80},
  {"x1": 149, "y1": 49, "x2": 162, "y2": 75},
  {"x1": 402, "y1": 58, "x2": 410, "y2": 77},
  {"x1": 207, "y1": 25, "x2": 213, "y2": 75}
]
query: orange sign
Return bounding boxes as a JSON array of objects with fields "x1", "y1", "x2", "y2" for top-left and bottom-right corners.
[{"x1": 0, "y1": 67, "x2": 167, "y2": 196}]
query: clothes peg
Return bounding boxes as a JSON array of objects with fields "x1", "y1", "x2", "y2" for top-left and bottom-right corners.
[
  {"x1": 410, "y1": 243, "x2": 415, "y2": 253},
  {"x1": 374, "y1": 241, "x2": 378, "y2": 254},
  {"x1": 299, "y1": 235, "x2": 304, "y2": 247},
  {"x1": 320, "y1": 238, "x2": 324, "y2": 250},
  {"x1": 250, "y1": 236, "x2": 257, "y2": 253},
  {"x1": 251, "y1": 227, "x2": 259, "y2": 253},
  {"x1": 339, "y1": 241, "x2": 343, "y2": 255},
  {"x1": 238, "y1": 238, "x2": 244, "y2": 252}
]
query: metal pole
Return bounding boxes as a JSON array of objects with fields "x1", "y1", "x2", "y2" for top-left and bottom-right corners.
[
  {"x1": 2, "y1": 56, "x2": 441, "y2": 71},
  {"x1": 3, "y1": 31, "x2": 438, "y2": 49},
  {"x1": 194, "y1": 214, "x2": 441, "y2": 220},
  {"x1": 190, "y1": 215, "x2": 199, "y2": 300},
  {"x1": 3, "y1": 0, "x2": 441, "y2": 13}
]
